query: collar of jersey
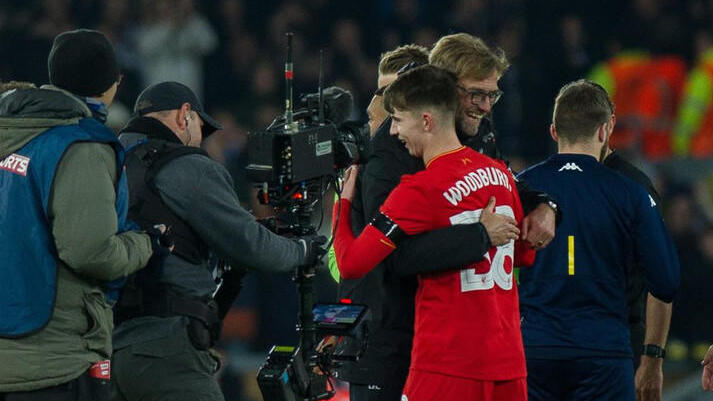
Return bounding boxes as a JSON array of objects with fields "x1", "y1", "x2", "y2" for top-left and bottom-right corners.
[
  {"x1": 549, "y1": 153, "x2": 599, "y2": 164},
  {"x1": 426, "y1": 146, "x2": 466, "y2": 168}
]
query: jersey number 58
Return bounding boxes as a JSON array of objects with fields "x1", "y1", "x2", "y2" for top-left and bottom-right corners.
[{"x1": 449, "y1": 206, "x2": 515, "y2": 292}]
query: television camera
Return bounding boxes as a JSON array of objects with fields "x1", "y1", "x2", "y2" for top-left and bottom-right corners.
[{"x1": 248, "y1": 33, "x2": 370, "y2": 401}]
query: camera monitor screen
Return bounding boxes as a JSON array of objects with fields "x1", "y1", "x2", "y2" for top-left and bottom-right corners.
[{"x1": 312, "y1": 303, "x2": 367, "y2": 329}]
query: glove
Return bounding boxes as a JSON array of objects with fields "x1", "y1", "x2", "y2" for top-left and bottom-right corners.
[
  {"x1": 296, "y1": 235, "x2": 328, "y2": 268},
  {"x1": 145, "y1": 224, "x2": 173, "y2": 272}
]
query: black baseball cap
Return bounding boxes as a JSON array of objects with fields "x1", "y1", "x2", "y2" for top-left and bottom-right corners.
[{"x1": 134, "y1": 81, "x2": 222, "y2": 136}]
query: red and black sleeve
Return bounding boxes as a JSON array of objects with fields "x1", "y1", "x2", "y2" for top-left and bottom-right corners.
[{"x1": 333, "y1": 198, "x2": 398, "y2": 279}]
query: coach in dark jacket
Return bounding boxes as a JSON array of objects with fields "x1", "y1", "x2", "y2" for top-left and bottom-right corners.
[{"x1": 333, "y1": 33, "x2": 560, "y2": 401}]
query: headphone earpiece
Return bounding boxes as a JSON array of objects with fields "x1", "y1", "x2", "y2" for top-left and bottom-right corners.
[{"x1": 183, "y1": 114, "x2": 192, "y2": 145}]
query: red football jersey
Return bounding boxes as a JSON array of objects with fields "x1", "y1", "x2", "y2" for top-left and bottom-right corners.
[{"x1": 380, "y1": 146, "x2": 534, "y2": 381}]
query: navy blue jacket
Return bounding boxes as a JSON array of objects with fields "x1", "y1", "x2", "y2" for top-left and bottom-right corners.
[
  {"x1": 517, "y1": 154, "x2": 680, "y2": 359},
  {"x1": 0, "y1": 119, "x2": 129, "y2": 337}
]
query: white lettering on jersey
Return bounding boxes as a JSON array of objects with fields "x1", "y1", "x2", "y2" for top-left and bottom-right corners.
[
  {"x1": 0, "y1": 153, "x2": 30, "y2": 176},
  {"x1": 450, "y1": 206, "x2": 515, "y2": 291},
  {"x1": 443, "y1": 167, "x2": 513, "y2": 206},
  {"x1": 649, "y1": 194, "x2": 657, "y2": 208},
  {"x1": 558, "y1": 162, "x2": 583, "y2": 172}
]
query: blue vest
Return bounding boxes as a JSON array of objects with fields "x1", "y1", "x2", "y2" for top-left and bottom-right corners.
[{"x1": 0, "y1": 118, "x2": 130, "y2": 337}]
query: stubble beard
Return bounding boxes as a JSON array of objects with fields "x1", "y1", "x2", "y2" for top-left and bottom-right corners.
[{"x1": 456, "y1": 110, "x2": 482, "y2": 137}]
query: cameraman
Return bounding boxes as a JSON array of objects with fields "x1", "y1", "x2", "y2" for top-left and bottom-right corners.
[{"x1": 110, "y1": 82, "x2": 323, "y2": 401}]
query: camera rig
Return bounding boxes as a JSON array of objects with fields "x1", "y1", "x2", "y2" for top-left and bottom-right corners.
[{"x1": 249, "y1": 33, "x2": 369, "y2": 401}]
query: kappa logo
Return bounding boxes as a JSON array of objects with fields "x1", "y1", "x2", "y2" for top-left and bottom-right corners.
[
  {"x1": 649, "y1": 194, "x2": 657, "y2": 208},
  {"x1": 558, "y1": 162, "x2": 583, "y2": 172},
  {"x1": 0, "y1": 153, "x2": 30, "y2": 176}
]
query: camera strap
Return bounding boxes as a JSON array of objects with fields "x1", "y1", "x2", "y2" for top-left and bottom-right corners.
[
  {"x1": 126, "y1": 139, "x2": 209, "y2": 264},
  {"x1": 143, "y1": 292, "x2": 220, "y2": 328}
]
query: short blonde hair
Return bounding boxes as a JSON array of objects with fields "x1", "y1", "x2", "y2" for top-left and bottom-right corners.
[
  {"x1": 429, "y1": 33, "x2": 509, "y2": 81},
  {"x1": 378, "y1": 44, "x2": 429, "y2": 75},
  {"x1": 0, "y1": 81, "x2": 36, "y2": 94}
]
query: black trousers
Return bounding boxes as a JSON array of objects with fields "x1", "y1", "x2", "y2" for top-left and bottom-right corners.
[
  {"x1": 0, "y1": 370, "x2": 109, "y2": 401},
  {"x1": 110, "y1": 327, "x2": 223, "y2": 401}
]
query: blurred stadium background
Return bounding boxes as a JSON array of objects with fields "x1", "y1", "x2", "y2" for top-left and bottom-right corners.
[{"x1": 2, "y1": 0, "x2": 713, "y2": 399}]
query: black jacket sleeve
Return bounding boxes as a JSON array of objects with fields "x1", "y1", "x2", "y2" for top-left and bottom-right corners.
[
  {"x1": 361, "y1": 119, "x2": 423, "y2": 221},
  {"x1": 388, "y1": 223, "x2": 490, "y2": 276},
  {"x1": 516, "y1": 178, "x2": 563, "y2": 225},
  {"x1": 603, "y1": 151, "x2": 662, "y2": 213},
  {"x1": 461, "y1": 118, "x2": 562, "y2": 225}
]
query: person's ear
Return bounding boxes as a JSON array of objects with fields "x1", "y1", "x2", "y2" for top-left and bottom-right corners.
[
  {"x1": 609, "y1": 114, "x2": 616, "y2": 134},
  {"x1": 549, "y1": 124, "x2": 558, "y2": 142},
  {"x1": 422, "y1": 112, "x2": 434, "y2": 132},
  {"x1": 597, "y1": 122, "x2": 610, "y2": 143},
  {"x1": 178, "y1": 103, "x2": 191, "y2": 129}
]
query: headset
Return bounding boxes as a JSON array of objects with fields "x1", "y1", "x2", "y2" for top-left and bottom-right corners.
[{"x1": 184, "y1": 114, "x2": 191, "y2": 145}]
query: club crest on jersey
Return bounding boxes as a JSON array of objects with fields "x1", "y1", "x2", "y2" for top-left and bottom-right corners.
[
  {"x1": 558, "y1": 162, "x2": 582, "y2": 172},
  {"x1": 0, "y1": 153, "x2": 30, "y2": 176}
]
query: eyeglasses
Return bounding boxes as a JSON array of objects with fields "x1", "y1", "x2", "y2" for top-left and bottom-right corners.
[{"x1": 457, "y1": 85, "x2": 503, "y2": 105}]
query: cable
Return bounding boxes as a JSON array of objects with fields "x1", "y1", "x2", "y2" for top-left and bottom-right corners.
[{"x1": 321, "y1": 175, "x2": 341, "y2": 255}]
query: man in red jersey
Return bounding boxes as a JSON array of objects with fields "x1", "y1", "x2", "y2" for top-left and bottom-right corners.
[{"x1": 333, "y1": 64, "x2": 535, "y2": 401}]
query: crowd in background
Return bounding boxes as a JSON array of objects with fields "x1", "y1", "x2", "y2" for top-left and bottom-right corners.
[{"x1": 2, "y1": 0, "x2": 713, "y2": 399}]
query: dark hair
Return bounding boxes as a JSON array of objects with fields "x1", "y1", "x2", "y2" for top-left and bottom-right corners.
[
  {"x1": 379, "y1": 44, "x2": 429, "y2": 75},
  {"x1": 552, "y1": 79, "x2": 615, "y2": 143},
  {"x1": 383, "y1": 65, "x2": 458, "y2": 115}
]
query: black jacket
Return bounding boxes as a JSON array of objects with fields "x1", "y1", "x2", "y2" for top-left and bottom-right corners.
[
  {"x1": 335, "y1": 116, "x2": 554, "y2": 384},
  {"x1": 114, "y1": 117, "x2": 305, "y2": 350},
  {"x1": 603, "y1": 151, "x2": 663, "y2": 368}
]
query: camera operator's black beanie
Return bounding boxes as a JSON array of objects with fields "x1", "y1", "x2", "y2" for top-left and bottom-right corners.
[{"x1": 48, "y1": 29, "x2": 120, "y2": 97}]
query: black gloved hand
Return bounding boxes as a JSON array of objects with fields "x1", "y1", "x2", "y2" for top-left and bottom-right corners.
[
  {"x1": 145, "y1": 224, "x2": 173, "y2": 271},
  {"x1": 296, "y1": 235, "x2": 327, "y2": 268}
]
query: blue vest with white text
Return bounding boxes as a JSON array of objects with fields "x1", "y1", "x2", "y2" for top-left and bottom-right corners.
[{"x1": 0, "y1": 118, "x2": 130, "y2": 337}]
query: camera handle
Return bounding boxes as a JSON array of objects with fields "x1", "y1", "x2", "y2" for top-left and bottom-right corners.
[
  {"x1": 290, "y1": 260, "x2": 332, "y2": 400},
  {"x1": 295, "y1": 261, "x2": 317, "y2": 358}
]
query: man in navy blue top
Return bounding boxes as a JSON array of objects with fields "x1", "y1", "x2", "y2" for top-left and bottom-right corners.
[{"x1": 517, "y1": 80, "x2": 680, "y2": 401}]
